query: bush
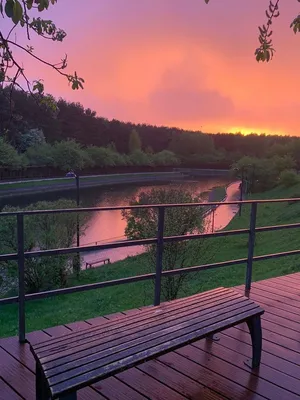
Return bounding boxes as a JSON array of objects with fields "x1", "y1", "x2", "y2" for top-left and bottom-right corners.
[
  {"x1": 0, "y1": 137, "x2": 23, "y2": 168},
  {"x1": 128, "y1": 150, "x2": 153, "y2": 166},
  {"x1": 152, "y1": 150, "x2": 180, "y2": 166},
  {"x1": 279, "y1": 170, "x2": 300, "y2": 188},
  {"x1": 86, "y1": 146, "x2": 117, "y2": 167},
  {"x1": 52, "y1": 140, "x2": 89, "y2": 171},
  {"x1": 24, "y1": 143, "x2": 55, "y2": 166}
]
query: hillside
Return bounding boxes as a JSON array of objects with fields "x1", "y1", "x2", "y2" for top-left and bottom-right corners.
[{"x1": 1, "y1": 183, "x2": 300, "y2": 337}]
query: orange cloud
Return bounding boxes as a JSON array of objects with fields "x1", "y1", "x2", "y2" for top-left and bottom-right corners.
[{"x1": 11, "y1": 0, "x2": 300, "y2": 136}]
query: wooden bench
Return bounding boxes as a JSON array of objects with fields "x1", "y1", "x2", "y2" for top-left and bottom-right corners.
[
  {"x1": 29, "y1": 287, "x2": 264, "y2": 399},
  {"x1": 85, "y1": 258, "x2": 110, "y2": 269}
]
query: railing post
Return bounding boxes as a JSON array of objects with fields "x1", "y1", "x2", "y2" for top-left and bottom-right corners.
[
  {"x1": 154, "y1": 207, "x2": 165, "y2": 306},
  {"x1": 245, "y1": 202, "x2": 257, "y2": 292},
  {"x1": 76, "y1": 175, "x2": 80, "y2": 248},
  {"x1": 17, "y1": 214, "x2": 26, "y2": 343}
]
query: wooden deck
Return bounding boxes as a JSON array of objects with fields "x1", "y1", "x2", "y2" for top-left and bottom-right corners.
[{"x1": 1, "y1": 273, "x2": 300, "y2": 399}]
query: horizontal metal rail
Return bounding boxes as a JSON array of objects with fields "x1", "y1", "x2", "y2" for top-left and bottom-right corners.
[
  {"x1": 1, "y1": 196, "x2": 300, "y2": 343},
  {"x1": 1, "y1": 197, "x2": 300, "y2": 217},
  {"x1": 2, "y1": 247, "x2": 300, "y2": 307}
]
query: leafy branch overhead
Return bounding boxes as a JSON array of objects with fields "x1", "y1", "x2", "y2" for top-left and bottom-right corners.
[
  {"x1": 0, "y1": 0, "x2": 84, "y2": 103},
  {"x1": 205, "y1": 0, "x2": 300, "y2": 62}
]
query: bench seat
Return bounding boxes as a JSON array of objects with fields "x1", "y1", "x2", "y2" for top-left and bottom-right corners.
[{"x1": 30, "y1": 287, "x2": 264, "y2": 399}]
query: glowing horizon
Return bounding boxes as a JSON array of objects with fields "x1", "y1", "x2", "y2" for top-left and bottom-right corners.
[{"x1": 4, "y1": 0, "x2": 300, "y2": 136}]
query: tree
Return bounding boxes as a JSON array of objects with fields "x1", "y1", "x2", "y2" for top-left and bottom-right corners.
[
  {"x1": 231, "y1": 155, "x2": 297, "y2": 192},
  {"x1": 24, "y1": 142, "x2": 54, "y2": 166},
  {"x1": 52, "y1": 139, "x2": 88, "y2": 171},
  {"x1": 152, "y1": 150, "x2": 180, "y2": 166},
  {"x1": 0, "y1": 136, "x2": 23, "y2": 167},
  {"x1": 128, "y1": 129, "x2": 142, "y2": 153},
  {"x1": 128, "y1": 150, "x2": 153, "y2": 166},
  {"x1": 122, "y1": 188, "x2": 209, "y2": 301},
  {"x1": 0, "y1": 0, "x2": 83, "y2": 104},
  {"x1": 279, "y1": 169, "x2": 300, "y2": 187},
  {"x1": 204, "y1": 0, "x2": 300, "y2": 62},
  {"x1": 16, "y1": 128, "x2": 45, "y2": 152},
  {"x1": 0, "y1": 199, "x2": 85, "y2": 294}
]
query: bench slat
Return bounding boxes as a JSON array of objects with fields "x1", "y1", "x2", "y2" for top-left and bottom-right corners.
[
  {"x1": 39, "y1": 291, "x2": 243, "y2": 363},
  {"x1": 50, "y1": 305, "x2": 263, "y2": 397},
  {"x1": 32, "y1": 287, "x2": 229, "y2": 351},
  {"x1": 43, "y1": 294, "x2": 248, "y2": 370},
  {"x1": 30, "y1": 288, "x2": 264, "y2": 399},
  {"x1": 48, "y1": 302, "x2": 260, "y2": 385}
]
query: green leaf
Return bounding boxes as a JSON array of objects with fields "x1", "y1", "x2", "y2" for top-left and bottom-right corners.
[
  {"x1": 12, "y1": 0, "x2": 23, "y2": 24},
  {"x1": 4, "y1": 0, "x2": 14, "y2": 18},
  {"x1": 26, "y1": 0, "x2": 33, "y2": 10}
]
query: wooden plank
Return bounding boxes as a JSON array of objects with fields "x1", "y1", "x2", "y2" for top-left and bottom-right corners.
[
  {"x1": 176, "y1": 344, "x2": 293, "y2": 400},
  {"x1": 26, "y1": 329, "x2": 52, "y2": 345},
  {"x1": 137, "y1": 359, "x2": 227, "y2": 400},
  {"x1": 253, "y1": 281, "x2": 300, "y2": 300},
  {"x1": 262, "y1": 311, "x2": 300, "y2": 334},
  {"x1": 257, "y1": 280, "x2": 300, "y2": 296},
  {"x1": 77, "y1": 387, "x2": 107, "y2": 400},
  {"x1": 117, "y1": 367, "x2": 188, "y2": 400},
  {"x1": 122, "y1": 309, "x2": 143, "y2": 316},
  {"x1": 33, "y1": 287, "x2": 233, "y2": 349},
  {"x1": 0, "y1": 378, "x2": 23, "y2": 400},
  {"x1": 41, "y1": 295, "x2": 249, "y2": 366},
  {"x1": 64, "y1": 321, "x2": 92, "y2": 331},
  {"x1": 233, "y1": 324, "x2": 300, "y2": 365},
  {"x1": 220, "y1": 330, "x2": 300, "y2": 380},
  {"x1": 85, "y1": 316, "x2": 107, "y2": 326},
  {"x1": 92, "y1": 376, "x2": 148, "y2": 400},
  {"x1": 104, "y1": 312, "x2": 125, "y2": 320},
  {"x1": 235, "y1": 286, "x2": 300, "y2": 317},
  {"x1": 241, "y1": 286, "x2": 300, "y2": 309},
  {"x1": 0, "y1": 334, "x2": 49, "y2": 373},
  {"x1": 34, "y1": 291, "x2": 245, "y2": 356},
  {"x1": 193, "y1": 338, "x2": 300, "y2": 397},
  {"x1": 0, "y1": 347, "x2": 35, "y2": 399},
  {"x1": 44, "y1": 301, "x2": 258, "y2": 376},
  {"x1": 42, "y1": 324, "x2": 72, "y2": 337},
  {"x1": 48, "y1": 305, "x2": 261, "y2": 396},
  {"x1": 158, "y1": 351, "x2": 265, "y2": 400},
  {"x1": 268, "y1": 275, "x2": 300, "y2": 289},
  {"x1": 278, "y1": 273, "x2": 300, "y2": 283}
]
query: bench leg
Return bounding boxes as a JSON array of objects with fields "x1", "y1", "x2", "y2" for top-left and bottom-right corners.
[
  {"x1": 36, "y1": 362, "x2": 49, "y2": 400},
  {"x1": 206, "y1": 333, "x2": 220, "y2": 341},
  {"x1": 245, "y1": 315, "x2": 262, "y2": 369},
  {"x1": 59, "y1": 393, "x2": 77, "y2": 400}
]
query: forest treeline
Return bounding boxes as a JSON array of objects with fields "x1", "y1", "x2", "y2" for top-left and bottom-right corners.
[{"x1": 1, "y1": 88, "x2": 300, "y2": 173}]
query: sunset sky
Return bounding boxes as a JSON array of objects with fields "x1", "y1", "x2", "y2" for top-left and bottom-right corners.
[{"x1": 5, "y1": 0, "x2": 300, "y2": 135}]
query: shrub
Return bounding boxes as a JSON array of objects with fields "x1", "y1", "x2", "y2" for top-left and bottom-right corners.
[{"x1": 279, "y1": 169, "x2": 300, "y2": 188}]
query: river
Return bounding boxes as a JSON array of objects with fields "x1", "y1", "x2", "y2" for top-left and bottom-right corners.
[{"x1": 0, "y1": 177, "x2": 240, "y2": 266}]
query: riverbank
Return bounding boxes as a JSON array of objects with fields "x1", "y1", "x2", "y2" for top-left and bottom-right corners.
[
  {"x1": 0, "y1": 172, "x2": 185, "y2": 198},
  {"x1": 1, "y1": 183, "x2": 300, "y2": 337}
]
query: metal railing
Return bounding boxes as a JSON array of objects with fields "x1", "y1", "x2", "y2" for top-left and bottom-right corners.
[{"x1": 1, "y1": 198, "x2": 300, "y2": 343}]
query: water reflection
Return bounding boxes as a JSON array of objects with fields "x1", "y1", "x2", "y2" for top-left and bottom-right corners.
[
  {"x1": 80, "y1": 179, "x2": 238, "y2": 265},
  {"x1": 0, "y1": 177, "x2": 238, "y2": 266}
]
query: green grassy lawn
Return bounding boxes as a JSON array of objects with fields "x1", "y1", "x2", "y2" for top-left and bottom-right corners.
[{"x1": 1, "y1": 183, "x2": 300, "y2": 337}]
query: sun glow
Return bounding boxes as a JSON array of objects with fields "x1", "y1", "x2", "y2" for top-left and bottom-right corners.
[{"x1": 227, "y1": 127, "x2": 286, "y2": 137}]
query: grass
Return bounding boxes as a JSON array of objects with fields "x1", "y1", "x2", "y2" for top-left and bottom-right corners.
[{"x1": 1, "y1": 183, "x2": 300, "y2": 337}]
